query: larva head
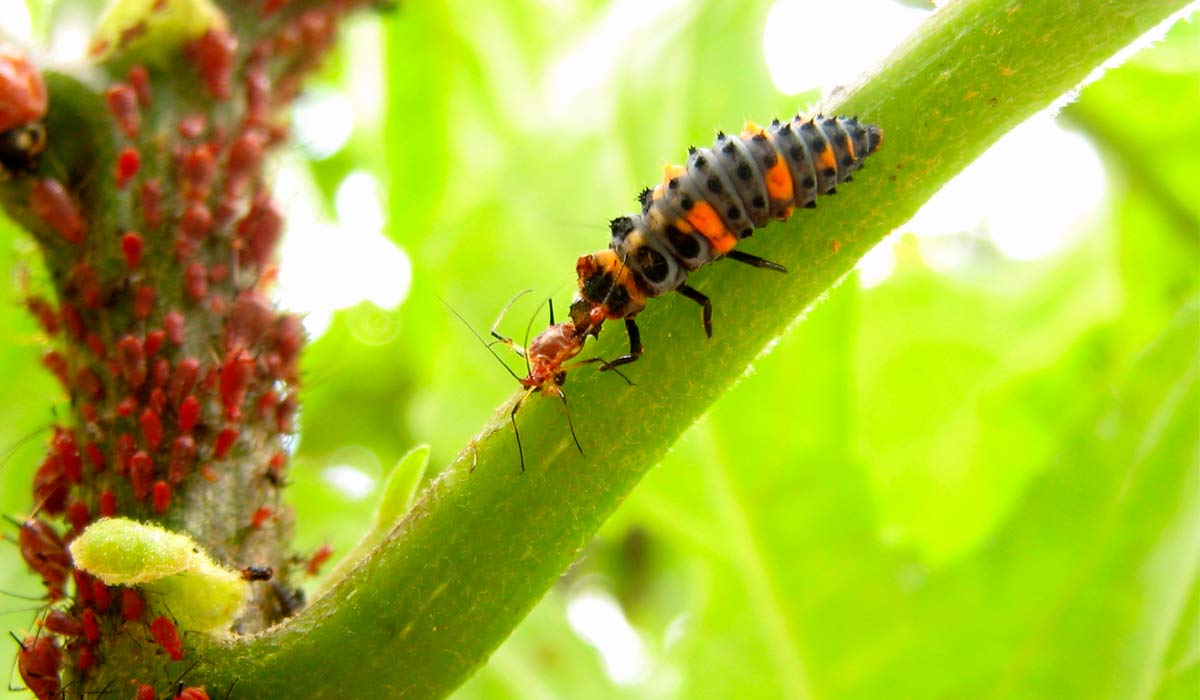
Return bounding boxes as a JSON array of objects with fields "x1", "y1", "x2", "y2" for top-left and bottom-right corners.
[
  {"x1": 574, "y1": 250, "x2": 645, "y2": 323},
  {"x1": 0, "y1": 46, "x2": 48, "y2": 173}
]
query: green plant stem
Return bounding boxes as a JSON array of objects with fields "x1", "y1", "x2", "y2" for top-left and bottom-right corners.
[{"x1": 197, "y1": 1, "x2": 1192, "y2": 697}]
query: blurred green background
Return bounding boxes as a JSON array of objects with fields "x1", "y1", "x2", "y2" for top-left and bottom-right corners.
[{"x1": 2, "y1": 1, "x2": 1198, "y2": 698}]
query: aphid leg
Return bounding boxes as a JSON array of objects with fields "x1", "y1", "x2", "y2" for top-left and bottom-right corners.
[
  {"x1": 725, "y1": 250, "x2": 787, "y2": 273},
  {"x1": 678, "y1": 285, "x2": 713, "y2": 338},
  {"x1": 510, "y1": 387, "x2": 537, "y2": 473},
  {"x1": 560, "y1": 394, "x2": 584, "y2": 457},
  {"x1": 599, "y1": 318, "x2": 644, "y2": 371}
]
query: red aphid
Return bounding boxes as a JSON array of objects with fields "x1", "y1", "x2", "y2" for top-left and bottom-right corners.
[
  {"x1": 228, "y1": 291, "x2": 273, "y2": 348},
  {"x1": 33, "y1": 455, "x2": 69, "y2": 515},
  {"x1": 128, "y1": 64, "x2": 151, "y2": 105},
  {"x1": 256, "y1": 389, "x2": 277, "y2": 420},
  {"x1": 60, "y1": 303, "x2": 84, "y2": 339},
  {"x1": 219, "y1": 349, "x2": 255, "y2": 420},
  {"x1": 146, "y1": 328, "x2": 166, "y2": 357},
  {"x1": 69, "y1": 262, "x2": 102, "y2": 309},
  {"x1": 149, "y1": 615, "x2": 184, "y2": 660},
  {"x1": 178, "y1": 395, "x2": 201, "y2": 434},
  {"x1": 65, "y1": 500, "x2": 90, "y2": 533},
  {"x1": 98, "y1": 489, "x2": 117, "y2": 517},
  {"x1": 141, "y1": 180, "x2": 163, "y2": 227},
  {"x1": 81, "y1": 608, "x2": 100, "y2": 643},
  {"x1": 73, "y1": 570, "x2": 93, "y2": 606},
  {"x1": 184, "y1": 263, "x2": 208, "y2": 302},
  {"x1": 213, "y1": 427, "x2": 238, "y2": 459},
  {"x1": 52, "y1": 427, "x2": 83, "y2": 483},
  {"x1": 117, "y1": 396, "x2": 138, "y2": 417},
  {"x1": 41, "y1": 351, "x2": 69, "y2": 389},
  {"x1": 180, "y1": 201, "x2": 212, "y2": 241},
  {"x1": 236, "y1": 192, "x2": 282, "y2": 267},
  {"x1": 19, "y1": 519, "x2": 70, "y2": 599},
  {"x1": 136, "y1": 683, "x2": 156, "y2": 700},
  {"x1": 122, "y1": 588, "x2": 145, "y2": 622},
  {"x1": 130, "y1": 451, "x2": 155, "y2": 500},
  {"x1": 140, "y1": 407, "x2": 163, "y2": 450},
  {"x1": 151, "y1": 357, "x2": 170, "y2": 388},
  {"x1": 25, "y1": 296, "x2": 58, "y2": 335},
  {"x1": 0, "y1": 46, "x2": 47, "y2": 132},
  {"x1": 250, "y1": 506, "x2": 273, "y2": 528},
  {"x1": 76, "y1": 366, "x2": 104, "y2": 400},
  {"x1": 168, "y1": 435, "x2": 196, "y2": 485},
  {"x1": 117, "y1": 147, "x2": 141, "y2": 188},
  {"x1": 105, "y1": 83, "x2": 140, "y2": 138},
  {"x1": 43, "y1": 610, "x2": 84, "y2": 637},
  {"x1": 178, "y1": 113, "x2": 206, "y2": 139},
  {"x1": 244, "y1": 66, "x2": 270, "y2": 126},
  {"x1": 30, "y1": 178, "x2": 85, "y2": 244},
  {"x1": 276, "y1": 393, "x2": 298, "y2": 433},
  {"x1": 85, "y1": 441, "x2": 104, "y2": 472},
  {"x1": 262, "y1": 0, "x2": 288, "y2": 15},
  {"x1": 75, "y1": 641, "x2": 95, "y2": 672},
  {"x1": 178, "y1": 687, "x2": 210, "y2": 700},
  {"x1": 116, "y1": 432, "x2": 136, "y2": 472},
  {"x1": 116, "y1": 334, "x2": 147, "y2": 388},
  {"x1": 169, "y1": 357, "x2": 200, "y2": 402},
  {"x1": 152, "y1": 480, "x2": 171, "y2": 513},
  {"x1": 149, "y1": 387, "x2": 166, "y2": 415},
  {"x1": 187, "y1": 27, "x2": 237, "y2": 99},
  {"x1": 181, "y1": 144, "x2": 216, "y2": 197},
  {"x1": 85, "y1": 331, "x2": 106, "y2": 358},
  {"x1": 80, "y1": 402, "x2": 100, "y2": 425},
  {"x1": 15, "y1": 634, "x2": 61, "y2": 700},
  {"x1": 92, "y1": 580, "x2": 112, "y2": 613},
  {"x1": 164, "y1": 310, "x2": 185, "y2": 345},
  {"x1": 305, "y1": 544, "x2": 333, "y2": 576},
  {"x1": 226, "y1": 127, "x2": 265, "y2": 189},
  {"x1": 134, "y1": 285, "x2": 156, "y2": 320},
  {"x1": 121, "y1": 231, "x2": 144, "y2": 269}
]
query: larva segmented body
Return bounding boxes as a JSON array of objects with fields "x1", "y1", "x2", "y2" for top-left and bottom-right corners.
[{"x1": 570, "y1": 114, "x2": 883, "y2": 355}]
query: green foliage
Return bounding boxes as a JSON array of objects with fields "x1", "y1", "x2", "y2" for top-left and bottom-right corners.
[{"x1": 2, "y1": 1, "x2": 1197, "y2": 698}]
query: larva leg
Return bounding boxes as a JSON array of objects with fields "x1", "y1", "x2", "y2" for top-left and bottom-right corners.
[
  {"x1": 678, "y1": 285, "x2": 713, "y2": 338},
  {"x1": 725, "y1": 250, "x2": 787, "y2": 273},
  {"x1": 599, "y1": 318, "x2": 644, "y2": 371}
]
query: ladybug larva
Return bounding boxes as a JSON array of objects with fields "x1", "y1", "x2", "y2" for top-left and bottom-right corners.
[
  {"x1": 567, "y1": 113, "x2": 883, "y2": 369},
  {"x1": 0, "y1": 45, "x2": 48, "y2": 174}
]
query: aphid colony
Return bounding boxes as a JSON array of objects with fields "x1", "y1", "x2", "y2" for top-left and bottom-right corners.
[
  {"x1": 1, "y1": 2, "x2": 356, "y2": 695},
  {"x1": 491, "y1": 114, "x2": 882, "y2": 467}
]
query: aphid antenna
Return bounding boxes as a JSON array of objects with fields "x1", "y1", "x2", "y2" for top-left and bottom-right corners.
[
  {"x1": 488, "y1": 288, "x2": 535, "y2": 377},
  {"x1": 0, "y1": 589, "x2": 48, "y2": 603},
  {"x1": 84, "y1": 676, "x2": 118, "y2": 697},
  {"x1": 560, "y1": 393, "x2": 584, "y2": 458},
  {"x1": 438, "y1": 297, "x2": 523, "y2": 383},
  {"x1": 0, "y1": 425, "x2": 51, "y2": 475},
  {"x1": 6, "y1": 631, "x2": 24, "y2": 694}
]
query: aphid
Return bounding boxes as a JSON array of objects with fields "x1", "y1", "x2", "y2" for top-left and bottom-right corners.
[
  {"x1": 25, "y1": 296, "x2": 58, "y2": 335},
  {"x1": 64, "y1": 500, "x2": 90, "y2": 533},
  {"x1": 152, "y1": 480, "x2": 171, "y2": 513},
  {"x1": 141, "y1": 180, "x2": 164, "y2": 227},
  {"x1": 149, "y1": 615, "x2": 184, "y2": 661},
  {"x1": 568, "y1": 114, "x2": 882, "y2": 370},
  {"x1": 128, "y1": 64, "x2": 151, "y2": 106},
  {"x1": 213, "y1": 427, "x2": 238, "y2": 459},
  {"x1": 184, "y1": 263, "x2": 208, "y2": 302},
  {"x1": 0, "y1": 46, "x2": 48, "y2": 173},
  {"x1": 16, "y1": 518, "x2": 70, "y2": 599},
  {"x1": 164, "y1": 310, "x2": 185, "y2": 345},
  {"x1": 186, "y1": 27, "x2": 238, "y2": 100},
  {"x1": 304, "y1": 544, "x2": 333, "y2": 576},
  {"x1": 134, "y1": 284, "x2": 157, "y2": 320},
  {"x1": 168, "y1": 435, "x2": 196, "y2": 484},
  {"x1": 123, "y1": 588, "x2": 145, "y2": 622},
  {"x1": 42, "y1": 610, "x2": 84, "y2": 637},
  {"x1": 31, "y1": 178, "x2": 86, "y2": 244},
  {"x1": 81, "y1": 608, "x2": 100, "y2": 643},
  {"x1": 130, "y1": 451, "x2": 155, "y2": 500},
  {"x1": 12, "y1": 632, "x2": 61, "y2": 700},
  {"x1": 240, "y1": 565, "x2": 273, "y2": 581},
  {"x1": 177, "y1": 686, "x2": 210, "y2": 700},
  {"x1": 105, "y1": 83, "x2": 141, "y2": 138},
  {"x1": 178, "y1": 396, "x2": 201, "y2": 434},
  {"x1": 448, "y1": 294, "x2": 621, "y2": 471},
  {"x1": 117, "y1": 147, "x2": 141, "y2": 188},
  {"x1": 91, "y1": 579, "x2": 112, "y2": 613},
  {"x1": 249, "y1": 506, "x2": 273, "y2": 528},
  {"x1": 98, "y1": 489, "x2": 116, "y2": 517},
  {"x1": 116, "y1": 334, "x2": 147, "y2": 388}
]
